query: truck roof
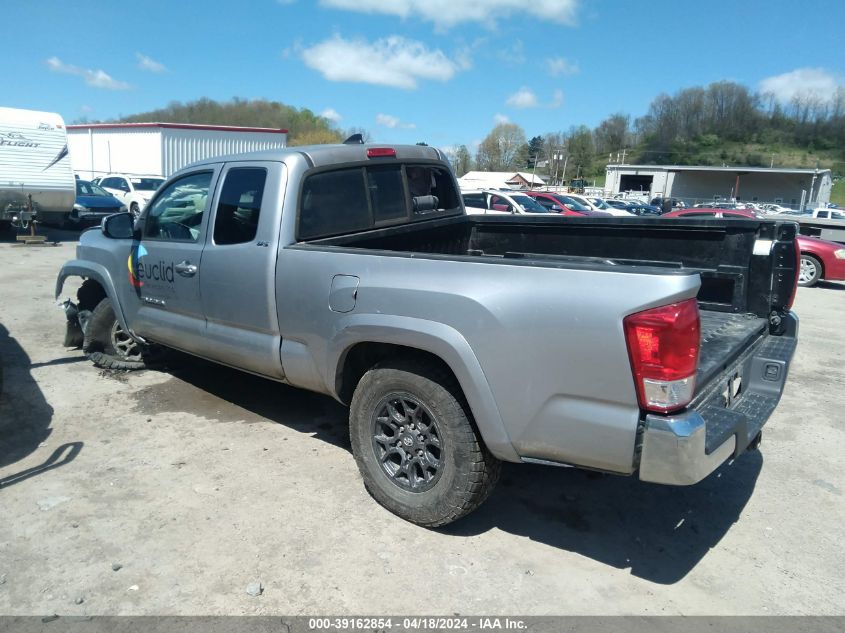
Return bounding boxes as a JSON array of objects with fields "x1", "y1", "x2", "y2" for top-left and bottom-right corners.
[{"x1": 180, "y1": 142, "x2": 446, "y2": 170}]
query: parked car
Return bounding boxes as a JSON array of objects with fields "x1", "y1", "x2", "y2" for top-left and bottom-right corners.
[
  {"x1": 57, "y1": 143, "x2": 800, "y2": 526},
  {"x1": 651, "y1": 197, "x2": 686, "y2": 212},
  {"x1": 92, "y1": 174, "x2": 165, "y2": 218},
  {"x1": 661, "y1": 208, "x2": 763, "y2": 219},
  {"x1": 568, "y1": 193, "x2": 633, "y2": 217},
  {"x1": 69, "y1": 180, "x2": 127, "y2": 227},
  {"x1": 522, "y1": 192, "x2": 586, "y2": 216},
  {"x1": 662, "y1": 208, "x2": 845, "y2": 287},
  {"x1": 524, "y1": 192, "x2": 613, "y2": 217},
  {"x1": 587, "y1": 197, "x2": 635, "y2": 216},
  {"x1": 626, "y1": 203, "x2": 663, "y2": 217},
  {"x1": 461, "y1": 189, "x2": 559, "y2": 215}
]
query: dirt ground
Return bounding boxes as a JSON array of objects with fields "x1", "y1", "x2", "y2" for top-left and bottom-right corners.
[{"x1": 0, "y1": 228, "x2": 843, "y2": 616}]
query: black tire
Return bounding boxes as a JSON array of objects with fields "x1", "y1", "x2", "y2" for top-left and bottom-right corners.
[
  {"x1": 798, "y1": 253, "x2": 822, "y2": 287},
  {"x1": 349, "y1": 359, "x2": 501, "y2": 527},
  {"x1": 82, "y1": 298, "x2": 148, "y2": 370}
]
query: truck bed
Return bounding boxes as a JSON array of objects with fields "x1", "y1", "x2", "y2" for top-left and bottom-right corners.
[{"x1": 310, "y1": 214, "x2": 798, "y2": 405}]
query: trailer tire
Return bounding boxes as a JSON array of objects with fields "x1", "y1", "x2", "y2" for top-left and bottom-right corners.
[
  {"x1": 82, "y1": 298, "x2": 148, "y2": 370},
  {"x1": 349, "y1": 358, "x2": 500, "y2": 527}
]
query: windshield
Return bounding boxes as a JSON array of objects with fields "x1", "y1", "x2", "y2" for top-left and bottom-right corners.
[
  {"x1": 76, "y1": 180, "x2": 111, "y2": 197},
  {"x1": 553, "y1": 195, "x2": 590, "y2": 211},
  {"x1": 512, "y1": 194, "x2": 552, "y2": 213},
  {"x1": 590, "y1": 198, "x2": 610, "y2": 210},
  {"x1": 131, "y1": 177, "x2": 165, "y2": 191}
]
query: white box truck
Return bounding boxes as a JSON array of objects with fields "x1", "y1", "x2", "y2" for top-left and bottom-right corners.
[{"x1": 0, "y1": 107, "x2": 76, "y2": 229}]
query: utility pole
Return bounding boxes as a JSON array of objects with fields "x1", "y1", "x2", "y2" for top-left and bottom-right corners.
[{"x1": 561, "y1": 155, "x2": 569, "y2": 186}]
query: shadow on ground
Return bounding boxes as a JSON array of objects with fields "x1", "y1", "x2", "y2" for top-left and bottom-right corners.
[
  {"x1": 130, "y1": 352, "x2": 351, "y2": 451},
  {"x1": 131, "y1": 352, "x2": 762, "y2": 585},
  {"x1": 0, "y1": 323, "x2": 66, "y2": 472},
  {"x1": 444, "y1": 451, "x2": 761, "y2": 585}
]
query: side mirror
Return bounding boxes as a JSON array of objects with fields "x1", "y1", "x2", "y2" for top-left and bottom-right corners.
[{"x1": 101, "y1": 212, "x2": 135, "y2": 239}]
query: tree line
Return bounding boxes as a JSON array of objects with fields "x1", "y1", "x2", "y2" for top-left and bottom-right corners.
[{"x1": 447, "y1": 80, "x2": 845, "y2": 180}]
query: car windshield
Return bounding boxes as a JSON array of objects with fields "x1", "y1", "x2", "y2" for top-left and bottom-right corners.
[
  {"x1": 131, "y1": 178, "x2": 164, "y2": 191},
  {"x1": 512, "y1": 194, "x2": 552, "y2": 213},
  {"x1": 553, "y1": 195, "x2": 590, "y2": 211},
  {"x1": 76, "y1": 180, "x2": 110, "y2": 197}
]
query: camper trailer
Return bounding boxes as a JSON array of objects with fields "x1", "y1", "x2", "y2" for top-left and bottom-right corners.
[{"x1": 0, "y1": 107, "x2": 75, "y2": 229}]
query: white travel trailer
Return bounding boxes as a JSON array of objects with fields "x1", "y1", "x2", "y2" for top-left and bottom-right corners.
[{"x1": 0, "y1": 107, "x2": 76, "y2": 228}]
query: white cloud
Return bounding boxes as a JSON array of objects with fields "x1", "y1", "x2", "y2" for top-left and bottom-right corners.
[
  {"x1": 545, "y1": 57, "x2": 579, "y2": 77},
  {"x1": 301, "y1": 35, "x2": 465, "y2": 89},
  {"x1": 46, "y1": 56, "x2": 130, "y2": 90},
  {"x1": 136, "y1": 53, "x2": 167, "y2": 73},
  {"x1": 759, "y1": 68, "x2": 842, "y2": 103},
  {"x1": 320, "y1": 0, "x2": 578, "y2": 28},
  {"x1": 376, "y1": 113, "x2": 416, "y2": 129},
  {"x1": 506, "y1": 87, "x2": 538, "y2": 108},
  {"x1": 320, "y1": 107, "x2": 342, "y2": 122},
  {"x1": 493, "y1": 113, "x2": 510, "y2": 124},
  {"x1": 551, "y1": 89, "x2": 563, "y2": 108}
]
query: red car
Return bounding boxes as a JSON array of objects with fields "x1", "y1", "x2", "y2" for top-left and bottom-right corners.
[
  {"x1": 662, "y1": 208, "x2": 845, "y2": 287},
  {"x1": 523, "y1": 192, "x2": 588, "y2": 216}
]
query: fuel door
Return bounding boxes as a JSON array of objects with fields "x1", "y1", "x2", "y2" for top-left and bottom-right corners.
[{"x1": 329, "y1": 274, "x2": 359, "y2": 313}]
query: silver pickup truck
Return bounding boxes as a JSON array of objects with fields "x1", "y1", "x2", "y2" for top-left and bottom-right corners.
[{"x1": 56, "y1": 143, "x2": 799, "y2": 526}]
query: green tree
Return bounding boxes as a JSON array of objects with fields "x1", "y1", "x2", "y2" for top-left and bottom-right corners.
[
  {"x1": 475, "y1": 123, "x2": 527, "y2": 171},
  {"x1": 567, "y1": 125, "x2": 595, "y2": 177},
  {"x1": 452, "y1": 145, "x2": 472, "y2": 177}
]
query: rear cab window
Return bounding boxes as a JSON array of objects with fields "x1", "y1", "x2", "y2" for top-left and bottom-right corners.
[{"x1": 297, "y1": 162, "x2": 460, "y2": 240}]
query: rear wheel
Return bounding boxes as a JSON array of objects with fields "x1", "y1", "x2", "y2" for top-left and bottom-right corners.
[
  {"x1": 82, "y1": 298, "x2": 148, "y2": 370},
  {"x1": 349, "y1": 359, "x2": 500, "y2": 527},
  {"x1": 798, "y1": 253, "x2": 822, "y2": 287}
]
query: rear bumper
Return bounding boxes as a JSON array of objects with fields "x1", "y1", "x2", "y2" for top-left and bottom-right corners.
[{"x1": 639, "y1": 312, "x2": 798, "y2": 485}]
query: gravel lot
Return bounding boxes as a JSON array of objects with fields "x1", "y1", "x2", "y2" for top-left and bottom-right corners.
[{"x1": 0, "y1": 228, "x2": 843, "y2": 616}]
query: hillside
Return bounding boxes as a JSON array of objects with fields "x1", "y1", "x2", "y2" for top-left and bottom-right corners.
[{"x1": 99, "y1": 97, "x2": 345, "y2": 146}]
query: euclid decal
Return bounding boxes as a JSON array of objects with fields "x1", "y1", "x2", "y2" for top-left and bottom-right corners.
[{"x1": 128, "y1": 243, "x2": 175, "y2": 288}]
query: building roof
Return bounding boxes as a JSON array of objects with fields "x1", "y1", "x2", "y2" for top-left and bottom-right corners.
[
  {"x1": 67, "y1": 122, "x2": 289, "y2": 134},
  {"x1": 459, "y1": 171, "x2": 546, "y2": 186},
  {"x1": 606, "y1": 164, "x2": 831, "y2": 176}
]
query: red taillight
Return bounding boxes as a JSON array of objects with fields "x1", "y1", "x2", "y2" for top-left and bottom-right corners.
[
  {"x1": 367, "y1": 147, "x2": 396, "y2": 158},
  {"x1": 623, "y1": 298, "x2": 700, "y2": 413}
]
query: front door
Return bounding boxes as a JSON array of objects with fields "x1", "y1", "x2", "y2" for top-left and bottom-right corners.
[
  {"x1": 197, "y1": 161, "x2": 285, "y2": 378},
  {"x1": 123, "y1": 168, "x2": 219, "y2": 352}
]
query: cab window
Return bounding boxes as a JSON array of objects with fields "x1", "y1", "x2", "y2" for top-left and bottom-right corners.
[
  {"x1": 213, "y1": 168, "x2": 267, "y2": 245},
  {"x1": 143, "y1": 172, "x2": 213, "y2": 242}
]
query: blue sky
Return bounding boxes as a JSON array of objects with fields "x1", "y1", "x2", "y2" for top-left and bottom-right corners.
[{"x1": 2, "y1": 0, "x2": 843, "y2": 153}]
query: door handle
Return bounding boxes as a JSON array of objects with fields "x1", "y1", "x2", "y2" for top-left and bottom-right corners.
[{"x1": 174, "y1": 261, "x2": 198, "y2": 277}]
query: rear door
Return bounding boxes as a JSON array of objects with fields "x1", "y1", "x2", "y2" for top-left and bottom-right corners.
[
  {"x1": 125, "y1": 168, "x2": 219, "y2": 351},
  {"x1": 197, "y1": 161, "x2": 286, "y2": 378}
]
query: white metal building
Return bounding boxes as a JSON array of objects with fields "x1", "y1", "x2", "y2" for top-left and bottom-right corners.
[
  {"x1": 604, "y1": 164, "x2": 833, "y2": 208},
  {"x1": 67, "y1": 122, "x2": 288, "y2": 180}
]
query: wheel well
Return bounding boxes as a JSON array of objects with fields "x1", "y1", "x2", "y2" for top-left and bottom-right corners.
[
  {"x1": 337, "y1": 343, "x2": 461, "y2": 405},
  {"x1": 76, "y1": 278, "x2": 107, "y2": 311},
  {"x1": 801, "y1": 252, "x2": 825, "y2": 277}
]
